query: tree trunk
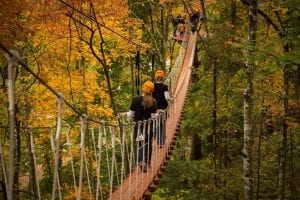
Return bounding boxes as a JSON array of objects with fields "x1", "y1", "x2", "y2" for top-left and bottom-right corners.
[
  {"x1": 199, "y1": 0, "x2": 218, "y2": 188},
  {"x1": 130, "y1": 57, "x2": 135, "y2": 98},
  {"x1": 26, "y1": 128, "x2": 38, "y2": 199},
  {"x1": 243, "y1": 0, "x2": 257, "y2": 199},
  {"x1": 231, "y1": 0, "x2": 237, "y2": 26},
  {"x1": 289, "y1": 130, "x2": 296, "y2": 200},
  {"x1": 0, "y1": 144, "x2": 8, "y2": 199},
  {"x1": 161, "y1": 6, "x2": 166, "y2": 71},
  {"x1": 222, "y1": 130, "x2": 228, "y2": 200},
  {"x1": 293, "y1": 67, "x2": 299, "y2": 99},
  {"x1": 212, "y1": 60, "x2": 218, "y2": 189},
  {"x1": 52, "y1": 96, "x2": 63, "y2": 200},
  {"x1": 191, "y1": 45, "x2": 201, "y2": 160},
  {"x1": 190, "y1": 134, "x2": 202, "y2": 160},
  {"x1": 14, "y1": 117, "x2": 21, "y2": 200},
  {"x1": 6, "y1": 50, "x2": 19, "y2": 200},
  {"x1": 200, "y1": 0, "x2": 209, "y2": 39},
  {"x1": 256, "y1": 101, "x2": 265, "y2": 199},
  {"x1": 278, "y1": 62, "x2": 289, "y2": 200},
  {"x1": 193, "y1": 45, "x2": 200, "y2": 71},
  {"x1": 77, "y1": 116, "x2": 87, "y2": 200}
]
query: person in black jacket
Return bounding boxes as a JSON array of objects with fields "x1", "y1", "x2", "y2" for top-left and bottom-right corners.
[
  {"x1": 152, "y1": 70, "x2": 171, "y2": 147},
  {"x1": 189, "y1": 11, "x2": 205, "y2": 33},
  {"x1": 127, "y1": 81, "x2": 157, "y2": 172},
  {"x1": 171, "y1": 15, "x2": 179, "y2": 37}
]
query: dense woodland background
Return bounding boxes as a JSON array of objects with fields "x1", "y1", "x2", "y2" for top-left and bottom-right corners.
[{"x1": 0, "y1": 0, "x2": 299, "y2": 199}]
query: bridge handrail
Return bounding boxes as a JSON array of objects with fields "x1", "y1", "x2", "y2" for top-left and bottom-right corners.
[{"x1": 164, "y1": 24, "x2": 190, "y2": 95}]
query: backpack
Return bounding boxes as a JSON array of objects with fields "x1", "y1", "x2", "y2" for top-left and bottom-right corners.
[{"x1": 153, "y1": 83, "x2": 168, "y2": 109}]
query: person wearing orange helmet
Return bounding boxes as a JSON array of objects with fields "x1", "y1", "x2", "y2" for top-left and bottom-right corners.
[
  {"x1": 127, "y1": 81, "x2": 157, "y2": 172},
  {"x1": 152, "y1": 70, "x2": 170, "y2": 147}
]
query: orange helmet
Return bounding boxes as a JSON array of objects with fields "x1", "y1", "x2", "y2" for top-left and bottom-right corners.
[
  {"x1": 155, "y1": 70, "x2": 165, "y2": 78},
  {"x1": 142, "y1": 81, "x2": 154, "y2": 93}
]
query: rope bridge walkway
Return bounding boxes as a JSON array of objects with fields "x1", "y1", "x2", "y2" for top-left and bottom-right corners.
[
  {"x1": 110, "y1": 28, "x2": 197, "y2": 200},
  {"x1": 0, "y1": 23, "x2": 198, "y2": 200}
]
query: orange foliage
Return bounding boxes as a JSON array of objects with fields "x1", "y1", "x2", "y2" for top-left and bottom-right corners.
[
  {"x1": 0, "y1": 0, "x2": 28, "y2": 47},
  {"x1": 0, "y1": 0, "x2": 142, "y2": 128}
]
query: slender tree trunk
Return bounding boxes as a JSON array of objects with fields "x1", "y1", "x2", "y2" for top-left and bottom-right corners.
[
  {"x1": 14, "y1": 119, "x2": 21, "y2": 200},
  {"x1": 289, "y1": 130, "x2": 296, "y2": 200},
  {"x1": 6, "y1": 50, "x2": 19, "y2": 200},
  {"x1": 212, "y1": 60, "x2": 218, "y2": 189},
  {"x1": 200, "y1": 0, "x2": 209, "y2": 39},
  {"x1": 256, "y1": 100, "x2": 265, "y2": 199},
  {"x1": 243, "y1": 1, "x2": 257, "y2": 199},
  {"x1": 223, "y1": 130, "x2": 228, "y2": 200},
  {"x1": 52, "y1": 96, "x2": 63, "y2": 200},
  {"x1": 191, "y1": 134, "x2": 202, "y2": 160},
  {"x1": 193, "y1": 45, "x2": 200, "y2": 70},
  {"x1": 199, "y1": 0, "x2": 218, "y2": 188},
  {"x1": 294, "y1": 67, "x2": 300, "y2": 99},
  {"x1": 279, "y1": 61, "x2": 289, "y2": 200},
  {"x1": 130, "y1": 57, "x2": 135, "y2": 98},
  {"x1": 87, "y1": 3, "x2": 119, "y2": 118},
  {"x1": 278, "y1": 32, "x2": 290, "y2": 198},
  {"x1": 128, "y1": 19, "x2": 135, "y2": 99},
  {"x1": 0, "y1": 144, "x2": 8, "y2": 199},
  {"x1": 77, "y1": 116, "x2": 87, "y2": 200},
  {"x1": 231, "y1": 0, "x2": 237, "y2": 26},
  {"x1": 27, "y1": 128, "x2": 38, "y2": 199},
  {"x1": 1, "y1": 177, "x2": 7, "y2": 200},
  {"x1": 191, "y1": 45, "x2": 201, "y2": 160},
  {"x1": 7, "y1": 74, "x2": 16, "y2": 200},
  {"x1": 161, "y1": 6, "x2": 166, "y2": 71}
]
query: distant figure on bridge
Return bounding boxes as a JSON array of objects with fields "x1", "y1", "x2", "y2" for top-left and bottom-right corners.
[
  {"x1": 177, "y1": 14, "x2": 187, "y2": 36},
  {"x1": 171, "y1": 15, "x2": 179, "y2": 37},
  {"x1": 127, "y1": 81, "x2": 157, "y2": 172},
  {"x1": 152, "y1": 70, "x2": 170, "y2": 147},
  {"x1": 178, "y1": 23, "x2": 186, "y2": 36},
  {"x1": 171, "y1": 14, "x2": 186, "y2": 38},
  {"x1": 189, "y1": 11, "x2": 204, "y2": 33}
]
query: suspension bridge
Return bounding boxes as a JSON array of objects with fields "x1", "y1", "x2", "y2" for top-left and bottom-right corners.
[{"x1": 0, "y1": 20, "x2": 198, "y2": 200}]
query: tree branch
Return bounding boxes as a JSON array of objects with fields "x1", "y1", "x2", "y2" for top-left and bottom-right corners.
[{"x1": 240, "y1": 0, "x2": 284, "y2": 37}]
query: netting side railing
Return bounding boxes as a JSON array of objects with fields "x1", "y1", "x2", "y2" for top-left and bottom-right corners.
[{"x1": 164, "y1": 24, "x2": 191, "y2": 96}]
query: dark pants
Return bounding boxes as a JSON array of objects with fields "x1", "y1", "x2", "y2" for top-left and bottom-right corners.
[
  {"x1": 157, "y1": 119, "x2": 165, "y2": 146},
  {"x1": 134, "y1": 123, "x2": 153, "y2": 166}
]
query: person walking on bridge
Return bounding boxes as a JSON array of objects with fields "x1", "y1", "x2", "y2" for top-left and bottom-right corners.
[
  {"x1": 152, "y1": 70, "x2": 171, "y2": 147},
  {"x1": 127, "y1": 81, "x2": 157, "y2": 172}
]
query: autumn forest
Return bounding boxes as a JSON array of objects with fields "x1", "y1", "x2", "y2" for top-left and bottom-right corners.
[{"x1": 0, "y1": 0, "x2": 299, "y2": 200}]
